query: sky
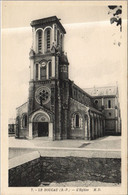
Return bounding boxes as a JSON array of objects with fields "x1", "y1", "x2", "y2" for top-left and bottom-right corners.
[{"x1": 1, "y1": 1, "x2": 127, "y2": 119}]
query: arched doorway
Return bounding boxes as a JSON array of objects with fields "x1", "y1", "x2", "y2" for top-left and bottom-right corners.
[
  {"x1": 29, "y1": 110, "x2": 53, "y2": 139},
  {"x1": 33, "y1": 112, "x2": 49, "y2": 137}
]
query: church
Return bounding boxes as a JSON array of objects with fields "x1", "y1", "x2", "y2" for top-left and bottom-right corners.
[{"x1": 15, "y1": 16, "x2": 121, "y2": 140}]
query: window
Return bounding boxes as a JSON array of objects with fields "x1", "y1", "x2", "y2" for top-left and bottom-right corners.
[
  {"x1": 40, "y1": 66, "x2": 46, "y2": 80},
  {"x1": 60, "y1": 34, "x2": 63, "y2": 50},
  {"x1": 48, "y1": 61, "x2": 52, "y2": 78},
  {"x1": 109, "y1": 112, "x2": 111, "y2": 116},
  {"x1": 22, "y1": 114, "x2": 27, "y2": 128},
  {"x1": 47, "y1": 30, "x2": 51, "y2": 49},
  {"x1": 37, "y1": 30, "x2": 42, "y2": 52},
  {"x1": 72, "y1": 113, "x2": 82, "y2": 129},
  {"x1": 57, "y1": 30, "x2": 60, "y2": 46},
  {"x1": 73, "y1": 90, "x2": 76, "y2": 98},
  {"x1": 36, "y1": 64, "x2": 38, "y2": 80},
  {"x1": 108, "y1": 100, "x2": 111, "y2": 108},
  {"x1": 95, "y1": 100, "x2": 98, "y2": 105},
  {"x1": 82, "y1": 94, "x2": 85, "y2": 103},
  {"x1": 54, "y1": 25, "x2": 56, "y2": 41},
  {"x1": 78, "y1": 91, "x2": 81, "y2": 100},
  {"x1": 75, "y1": 114, "x2": 79, "y2": 127}
]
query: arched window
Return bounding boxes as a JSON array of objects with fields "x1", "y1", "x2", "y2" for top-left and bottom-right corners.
[
  {"x1": 95, "y1": 100, "x2": 98, "y2": 105},
  {"x1": 72, "y1": 112, "x2": 82, "y2": 129},
  {"x1": 37, "y1": 30, "x2": 42, "y2": 52},
  {"x1": 74, "y1": 90, "x2": 76, "y2": 98},
  {"x1": 95, "y1": 100, "x2": 98, "y2": 104},
  {"x1": 54, "y1": 25, "x2": 56, "y2": 41},
  {"x1": 40, "y1": 66, "x2": 46, "y2": 80},
  {"x1": 60, "y1": 34, "x2": 63, "y2": 50},
  {"x1": 44, "y1": 27, "x2": 52, "y2": 52},
  {"x1": 108, "y1": 100, "x2": 111, "y2": 108},
  {"x1": 47, "y1": 30, "x2": 51, "y2": 49},
  {"x1": 36, "y1": 64, "x2": 38, "y2": 80},
  {"x1": 22, "y1": 114, "x2": 27, "y2": 128},
  {"x1": 57, "y1": 30, "x2": 60, "y2": 46},
  {"x1": 75, "y1": 114, "x2": 79, "y2": 127},
  {"x1": 48, "y1": 61, "x2": 52, "y2": 78}
]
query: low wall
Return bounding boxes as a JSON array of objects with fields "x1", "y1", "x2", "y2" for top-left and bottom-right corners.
[
  {"x1": 41, "y1": 157, "x2": 121, "y2": 184},
  {"x1": 9, "y1": 151, "x2": 41, "y2": 187},
  {"x1": 9, "y1": 148, "x2": 38, "y2": 159},
  {"x1": 9, "y1": 151, "x2": 121, "y2": 187}
]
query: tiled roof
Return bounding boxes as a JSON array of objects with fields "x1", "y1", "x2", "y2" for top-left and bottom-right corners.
[
  {"x1": 83, "y1": 86, "x2": 117, "y2": 97},
  {"x1": 89, "y1": 107, "x2": 102, "y2": 114},
  {"x1": 16, "y1": 102, "x2": 28, "y2": 109}
]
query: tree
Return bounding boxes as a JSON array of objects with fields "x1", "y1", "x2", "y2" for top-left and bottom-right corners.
[
  {"x1": 108, "y1": 5, "x2": 122, "y2": 46},
  {"x1": 108, "y1": 6, "x2": 122, "y2": 32}
]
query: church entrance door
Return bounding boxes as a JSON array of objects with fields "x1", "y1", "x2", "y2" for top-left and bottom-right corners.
[
  {"x1": 38, "y1": 122, "x2": 48, "y2": 137},
  {"x1": 29, "y1": 110, "x2": 53, "y2": 139}
]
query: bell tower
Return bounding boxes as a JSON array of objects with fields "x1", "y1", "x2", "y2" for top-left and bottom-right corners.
[
  {"x1": 28, "y1": 16, "x2": 69, "y2": 140},
  {"x1": 29, "y1": 16, "x2": 67, "y2": 81}
]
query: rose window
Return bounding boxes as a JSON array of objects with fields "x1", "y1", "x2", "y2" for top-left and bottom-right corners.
[{"x1": 35, "y1": 86, "x2": 51, "y2": 105}]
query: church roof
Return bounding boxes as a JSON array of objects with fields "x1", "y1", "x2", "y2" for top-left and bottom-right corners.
[
  {"x1": 30, "y1": 16, "x2": 66, "y2": 34},
  {"x1": 16, "y1": 102, "x2": 28, "y2": 109},
  {"x1": 89, "y1": 107, "x2": 102, "y2": 114},
  {"x1": 83, "y1": 86, "x2": 117, "y2": 97}
]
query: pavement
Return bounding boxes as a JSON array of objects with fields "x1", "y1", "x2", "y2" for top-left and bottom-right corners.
[
  {"x1": 9, "y1": 136, "x2": 121, "y2": 149},
  {"x1": 9, "y1": 136, "x2": 121, "y2": 159},
  {"x1": 40, "y1": 180, "x2": 121, "y2": 187},
  {"x1": 9, "y1": 136, "x2": 121, "y2": 187}
]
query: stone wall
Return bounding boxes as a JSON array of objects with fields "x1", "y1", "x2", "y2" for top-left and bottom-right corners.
[
  {"x1": 104, "y1": 97, "x2": 115, "y2": 109},
  {"x1": 16, "y1": 102, "x2": 28, "y2": 117},
  {"x1": 9, "y1": 151, "x2": 41, "y2": 187},
  {"x1": 9, "y1": 152, "x2": 121, "y2": 186},
  {"x1": 16, "y1": 102, "x2": 28, "y2": 138},
  {"x1": 93, "y1": 97, "x2": 102, "y2": 110},
  {"x1": 69, "y1": 98, "x2": 89, "y2": 139},
  {"x1": 105, "y1": 119, "x2": 115, "y2": 130},
  {"x1": 104, "y1": 109, "x2": 116, "y2": 119},
  {"x1": 41, "y1": 157, "x2": 121, "y2": 184},
  {"x1": 70, "y1": 82, "x2": 93, "y2": 107}
]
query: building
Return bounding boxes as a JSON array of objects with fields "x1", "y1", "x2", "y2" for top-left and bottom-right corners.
[
  {"x1": 83, "y1": 86, "x2": 121, "y2": 135},
  {"x1": 8, "y1": 118, "x2": 16, "y2": 136},
  {"x1": 15, "y1": 16, "x2": 121, "y2": 140}
]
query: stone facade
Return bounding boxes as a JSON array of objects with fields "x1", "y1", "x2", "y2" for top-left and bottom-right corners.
[
  {"x1": 84, "y1": 86, "x2": 121, "y2": 135},
  {"x1": 15, "y1": 16, "x2": 121, "y2": 140},
  {"x1": 16, "y1": 102, "x2": 28, "y2": 138}
]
